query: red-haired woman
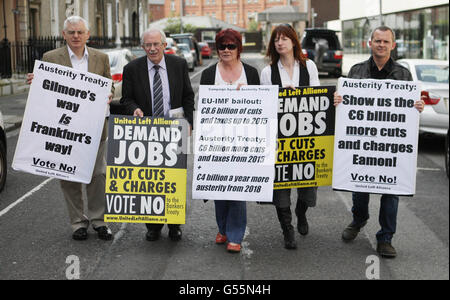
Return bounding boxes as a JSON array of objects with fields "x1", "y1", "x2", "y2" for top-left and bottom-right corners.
[
  {"x1": 261, "y1": 24, "x2": 320, "y2": 250},
  {"x1": 200, "y1": 29, "x2": 260, "y2": 253}
]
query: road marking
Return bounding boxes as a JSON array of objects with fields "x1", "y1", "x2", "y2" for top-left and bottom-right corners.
[
  {"x1": 0, "y1": 177, "x2": 53, "y2": 217},
  {"x1": 241, "y1": 227, "x2": 253, "y2": 259},
  {"x1": 241, "y1": 227, "x2": 253, "y2": 277},
  {"x1": 112, "y1": 223, "x2": 128, "y2": 245},
  {"x1": 190, "y1": 60, "x2": 216, "y2": 80}
]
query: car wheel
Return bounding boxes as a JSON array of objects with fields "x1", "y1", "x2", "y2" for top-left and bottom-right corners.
[
  {"x1": 0, "y1": 139, "x2": 6, "y2": 192},
  {"x1": 446, "y1": 129, "x2": 449, "y2": 179}
]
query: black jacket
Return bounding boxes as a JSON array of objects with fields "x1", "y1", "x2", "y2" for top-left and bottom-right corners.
[
  {"x1": 348, "y1": 57, "x2": 412, "y2": 81},
  {"x1": 200, "y1": 62, "x2": 260, "y2": 85},
  {"x1": 120, "y1": 54, "x2": 195, "y2": 126}
]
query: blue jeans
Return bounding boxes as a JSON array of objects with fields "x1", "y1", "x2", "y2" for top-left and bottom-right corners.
[
  {"x1": 214, "y1": 200, "x2": 247, "y2": 244},
  {"x1": 351, "y1": 192, "x2": 399, "y2": 243}
]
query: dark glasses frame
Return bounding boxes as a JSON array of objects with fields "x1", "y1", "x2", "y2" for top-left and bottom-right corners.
[{"x1": 218, "y1": 43, "x2": 238, "y2": 50}]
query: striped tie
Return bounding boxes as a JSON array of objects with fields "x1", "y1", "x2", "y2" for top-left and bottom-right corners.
[{"x1": 153, "y1": 65, "x2": 164, "y2": 117}]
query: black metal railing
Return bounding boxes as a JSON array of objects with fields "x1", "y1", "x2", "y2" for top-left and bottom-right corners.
[
  {"x1": 0, "y1": 39, "x2": 12, "y2": 78},
  {"x1": 11, "y1": 37, "x2": 64, "y2": 75},
  {"x1": 121, "y1": 37, "x2": 140, "y2": 48},
  {"x1": 0, "y1": 36, "x2": 141, "y2": 79}
]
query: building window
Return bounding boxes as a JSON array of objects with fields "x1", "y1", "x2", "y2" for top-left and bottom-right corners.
[{"x1": 343, "y1": 5, "x2": 449, "y2": 60}]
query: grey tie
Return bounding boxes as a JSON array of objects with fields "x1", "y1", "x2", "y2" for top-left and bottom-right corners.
[{"x1": 153, "y1": 65, "x2": 164, "y2": 117}]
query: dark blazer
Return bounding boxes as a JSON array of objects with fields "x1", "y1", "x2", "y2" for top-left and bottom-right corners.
[
  {"x1": 120, "y1": 54, "x2": 195, "y2": 126},
  {"x1": 200, "y1": 62, "x2": 260, "y2": 85}
]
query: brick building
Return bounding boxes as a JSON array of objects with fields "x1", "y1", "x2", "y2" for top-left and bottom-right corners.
[
  {"x1": 311, "y1": 0, "x2": 339, "y2": 28},
  {"x1": 149, "y1": 0, "x2": 165, "y2": 22},
  {"x1": 165, "y1": 0, "x2": 310, "y2": 30},
  {"x1": 0, "y1": 0, "x2": 151, "y2": 42}
]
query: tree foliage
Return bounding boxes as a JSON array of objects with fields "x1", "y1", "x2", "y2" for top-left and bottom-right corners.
[{"x1": 165, "y1": 18, "x2": 197, "y2": 34}]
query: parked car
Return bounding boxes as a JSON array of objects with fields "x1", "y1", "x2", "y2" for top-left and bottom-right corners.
[
  {"x1": 301, "y1": 28, "x2": 343, "y2": 77},
  {"x1": 102, "y1": 48, "x2": 136, "y2": 101},
  {"x1": 177, "y1": 43, "x2": 195, "y2": 72},
  {"x1": 130, "y1": 47, "x2": 147, "y2": 58},
  {"x1": 397, "y1": 59, "x2": 449, "y2": 136},
  {"x1": 0, "y1": 110, "x2": 7, "y2": 192},
  {"x1": 164, "y1": 37, "x2": 179, "y2": 55},
  {"x1": 171, "y1": 33, "x2": 203, "y2": 67},
  {"x1": 198, "y1": 42, "x2": 212, "y2": 59},
  {"x1": 164, "y1": 37, "x2": 178, "y2": 55}
]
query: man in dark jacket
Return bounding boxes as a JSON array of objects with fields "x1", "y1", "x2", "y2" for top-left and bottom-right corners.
[
  {"x1": 120, "y1": 28, "x2": 194, "y2": 242},
  {"x1": 334, "y1": 26, "x2": 424, "y2": 258}
]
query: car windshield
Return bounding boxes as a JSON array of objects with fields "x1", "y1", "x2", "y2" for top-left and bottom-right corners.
[
  {"x1": 178, "y1": 45, "x2": 190, "y2": 54},
  {"x1": 175, "y1": 37, "x2": 192, "y2": 48},
  {"x1": 302, "y1": 33, "x2": 340, "y2": 50},
  {"x1": 416, "y1": 65, "x2": 449, "y2": 83}
]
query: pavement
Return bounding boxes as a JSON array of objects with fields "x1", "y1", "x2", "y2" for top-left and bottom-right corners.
[
  {"x1": 3, "y1": 114, "x2": 23, "y2": 133},
  {"x1": 1, "y1": 54, "x2": 448, "y2": 280},
  {"x1": 0, "y1": 77, "x2": 30, "y2": 97}
]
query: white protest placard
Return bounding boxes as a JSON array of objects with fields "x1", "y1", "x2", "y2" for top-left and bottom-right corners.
[
  {"x1": 192, "y1": 85, "x2": 278, "y2": 202},
  {"x1": 332, "y1": 78, "x2": 420, "y2": 196},
  {"x1": 12, "y1": 60, "x2": 112, "y2": 184}
]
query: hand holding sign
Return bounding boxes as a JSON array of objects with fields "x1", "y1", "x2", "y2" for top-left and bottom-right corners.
[
  {"x1": 13, "y1": 60, "x2": 112, "y2": 183},
  {"x1": 332, "y1": 78, "x2": 420, "y2": 196}
]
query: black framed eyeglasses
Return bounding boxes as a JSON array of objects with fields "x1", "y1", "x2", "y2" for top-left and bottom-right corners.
[{"x1": 218, "y1": 43, "x2": 238, "y2": 50}]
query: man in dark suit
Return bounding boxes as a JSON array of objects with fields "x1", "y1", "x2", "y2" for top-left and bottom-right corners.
[{"x1": 120, "y1": 28, "x2": 195, "y2": 242}]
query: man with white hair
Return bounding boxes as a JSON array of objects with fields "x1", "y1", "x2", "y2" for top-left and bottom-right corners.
[
  {"x1": 27, "y1": 16, "x2": 114, "y2": 241},
  {"x1": 121, "y1": 28, "x2": 194, "y2": 242}
]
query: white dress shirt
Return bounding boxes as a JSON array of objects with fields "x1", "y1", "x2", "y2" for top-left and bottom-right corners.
[
  {"x1": 260, "y1": 59, "x2": 320, "y2": 87},
  {"x1": 67, "y1": 46, "x2": 89, "y2": 73},
  {"x1": 147, "y1": 57, "x2": 171, "y2": 117},
  {"x1": 214, "y1": 62, "x2": 248, "y2": 85}
]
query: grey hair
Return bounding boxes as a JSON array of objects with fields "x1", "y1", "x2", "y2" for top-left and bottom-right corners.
[
  {"x1": 63, "y1": 16, "x2": 89, "y2": 31},
  {"x1": 370, "y1": 25, "x2": 396, "y2": 42},
  {"x1": 141, "y1": 28, "x2": 167, "y2": 45}
]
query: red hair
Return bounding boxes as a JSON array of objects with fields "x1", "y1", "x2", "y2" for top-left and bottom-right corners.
[
  {"x1": 266, "y1": 24, "x2": 307, "y2": 66},
  {"x1": 215, "y1": 29, "x2": 243, "y2": 59}
]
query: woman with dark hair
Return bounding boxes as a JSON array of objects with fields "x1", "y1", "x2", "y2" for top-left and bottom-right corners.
[
  {"x1": 261, "y1": 24, "x2": 320, "y2": 250},
  {"x1": 200, "y1": 28, "x2": 260, "y2": 253}
]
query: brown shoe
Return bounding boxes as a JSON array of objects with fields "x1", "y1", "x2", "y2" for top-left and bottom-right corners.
[
  {"x1": 341, "y1": 221, "x2": 367, "y2": 242},
  {"x1": 377, "y1": 242, "x2": 397, "y2": 258}
]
